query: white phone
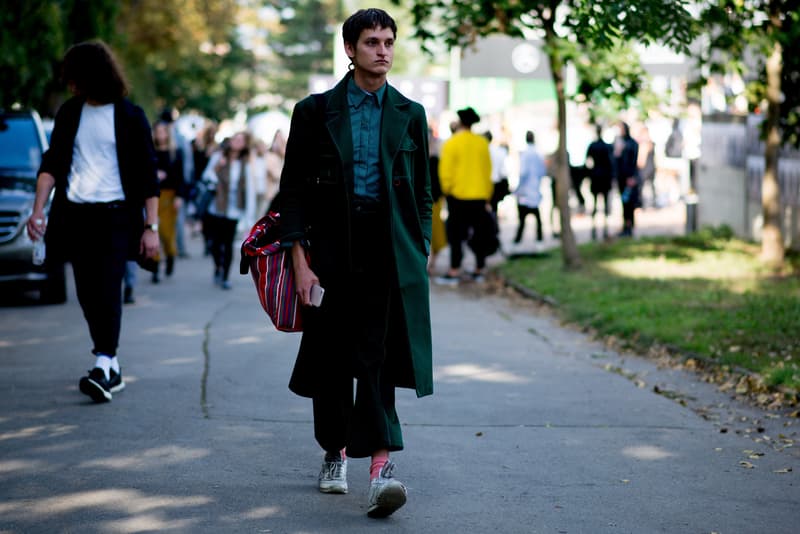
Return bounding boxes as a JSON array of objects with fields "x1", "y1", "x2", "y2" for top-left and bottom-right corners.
[{"x1": 310, "y1": 284, "x2": 325, "y2": 307}]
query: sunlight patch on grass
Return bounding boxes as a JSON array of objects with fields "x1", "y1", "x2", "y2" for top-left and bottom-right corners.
[{"x1": 600, "y1": 252, "x2": 763, "y2": 281}]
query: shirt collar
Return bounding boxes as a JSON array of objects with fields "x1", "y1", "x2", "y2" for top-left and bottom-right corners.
[{"x1": 347, "y1": 77, "x2": 386, "y2": 109}]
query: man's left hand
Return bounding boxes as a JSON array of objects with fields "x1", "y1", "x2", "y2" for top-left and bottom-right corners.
[{"x1": 141, "y1": 229, "x2": 160, "y2": 258}]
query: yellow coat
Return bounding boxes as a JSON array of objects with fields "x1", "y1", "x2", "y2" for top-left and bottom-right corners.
[{"x1": 438, "y1": 130, "x2": 493, "y2": 201}]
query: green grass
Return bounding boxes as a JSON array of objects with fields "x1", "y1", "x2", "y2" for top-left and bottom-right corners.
[{"x1": 498, "y1": 227, "x2": 800, "y2": 392}]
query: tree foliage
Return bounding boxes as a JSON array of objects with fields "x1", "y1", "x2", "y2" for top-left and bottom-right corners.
[
  {"x1": 114, "y1": 0, "x2": 254, "y2": 120},
  {"x1": 267, "y1": 0, "x2": 339, "y2": 108},
  {"x1": 0, "y1": 0, "x2": 119, "y2": 113},
  {"x1": 695, "y1": 0, "x2": 799, "y2": 268},
  {"x1": 696, "y1": 1, "x2": 800, "y2": 147},
  {"x1": 3, "y1": 0, "x2": 256, "y2": 121}
]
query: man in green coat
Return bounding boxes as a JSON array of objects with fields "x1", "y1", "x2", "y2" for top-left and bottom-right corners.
[{"x1": 278, "y1": 8, "x2": 433, "y2": 518}]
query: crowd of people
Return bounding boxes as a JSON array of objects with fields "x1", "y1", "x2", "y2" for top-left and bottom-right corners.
[
  {"x1": 426, "y1": 110, "x2": 688, "y2": 284},
  {"x1": 120, "y1": 108, "x2": 288, "y2": 302}
]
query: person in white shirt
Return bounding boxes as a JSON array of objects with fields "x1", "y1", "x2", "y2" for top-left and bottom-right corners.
[
  {"x1": 201, "y1": 130, "x2": 261, "y2": 289},
  {"x1": 513, "y1": 131, "x2": 546, "y2": 247},
  {"x1": 27, "y1": 40, "x2": 160, "y2": 403},
  {"x1": 484, "y1": 131, "x2": 510, "y2": 215}
]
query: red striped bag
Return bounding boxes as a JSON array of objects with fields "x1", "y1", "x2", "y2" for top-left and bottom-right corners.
[{"x1": 240, "y1": 212, "x2": 306, "y2": 332}]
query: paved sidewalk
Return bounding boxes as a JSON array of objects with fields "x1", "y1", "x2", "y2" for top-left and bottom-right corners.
[{"x1": 1, "y1": 211, "x2": 798, "y2": 533}]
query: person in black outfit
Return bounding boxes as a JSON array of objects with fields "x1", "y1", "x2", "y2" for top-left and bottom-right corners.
[
  {"x1": 190, "y1": 120, "x2": 219, "y2": 255},
  {"x1": 612, "y1": 121, "x2": 640, "y2": 237},
  {"x1": 585, "y1": 124, "x2": 615, "y2": 240},
  {"x1": 151, "y1": 119, "x2": 187, "y2": 282},
  {"x1": 26, "y1": 40, "x2": 160, "y2": 403}
]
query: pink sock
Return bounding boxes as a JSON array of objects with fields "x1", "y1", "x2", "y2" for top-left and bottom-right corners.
[{"x1": 370, "y1": 452, "x2": 389, "y2": 480}]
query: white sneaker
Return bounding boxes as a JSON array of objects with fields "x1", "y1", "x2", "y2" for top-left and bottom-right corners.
[
  {"x1": 318, "y1": 457, "x2": 348, "y2": 494},
  {"x1": 367, "y1": 460, "x2": 407, "y2": 518},
  {"x1": 433, "y1": 274, "x2": 459, "y2": 287}
]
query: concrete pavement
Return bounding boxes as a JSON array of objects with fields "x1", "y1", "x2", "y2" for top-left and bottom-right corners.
[{"x1": 1, "y1": 206, "x2": 798, "y2": 533}]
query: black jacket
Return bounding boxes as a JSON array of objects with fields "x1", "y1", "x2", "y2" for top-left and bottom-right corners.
[{"x1": 39, "y1": 96, "x2": 159, "y2": 261}]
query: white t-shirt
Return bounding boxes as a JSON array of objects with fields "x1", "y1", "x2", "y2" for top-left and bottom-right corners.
[
  {"x1": 67, "y1": 103, "x2": 125, "y2": 203},
  {"x1": 489, "y1": 144, "x2": 509, "y2": 184}
]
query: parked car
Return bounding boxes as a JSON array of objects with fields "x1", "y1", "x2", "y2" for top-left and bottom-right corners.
[{"x1": 0, "y1": 109, "x2": 66, "y2": 303}]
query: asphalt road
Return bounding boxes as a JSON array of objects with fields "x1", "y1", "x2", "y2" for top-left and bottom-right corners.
[{"x1": 1, "y1": 213, "x2": 798, "y2": 533}]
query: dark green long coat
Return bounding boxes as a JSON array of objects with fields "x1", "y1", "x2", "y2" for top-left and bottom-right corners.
[{"x1": 279, "y1": 72, "x2": 433, "y2": 399}]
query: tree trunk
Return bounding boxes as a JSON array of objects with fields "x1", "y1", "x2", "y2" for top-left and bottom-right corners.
[
  {"x1": 761, "y1": 32, "x2": 784, "y2": 268},
  {"x1": 545, "y1": 36, "x2": 581, "y2": 270}
]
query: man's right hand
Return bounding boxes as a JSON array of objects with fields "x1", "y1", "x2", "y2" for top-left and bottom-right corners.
[
  {"x1": 291, "y1": 242, "x2": 318, "y2": 306},
  {"x1": 27, "y1": 211, "x2": 47, "y2": 241}
]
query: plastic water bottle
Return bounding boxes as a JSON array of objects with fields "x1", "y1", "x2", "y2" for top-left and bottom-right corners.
[
  {"x1": 32, "y1": 217, "x2": 45, "y2": 265},
  {"x1": 32, "y1": 239, "x2": 46, "y2": 265}
]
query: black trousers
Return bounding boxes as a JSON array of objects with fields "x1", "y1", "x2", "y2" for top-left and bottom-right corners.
[
  {"x1": 623, "y1": 201, "x2": 636, "y2": 231},
  {"x1": 207, "y1": 214, "x2": 238, "y2": 281},
  {"x1": 64, "y1": 201, "x2": 130, "y2": 357},
  {"x1": 312, "y1": 204, "x2": 403, "y2": 459},
  {"x1": 514, "y1": 204, "x2": 543, "y2": 243},
  {"x1": 592, "y1": 191, "x2": 611, "y2": 217},
  {"x1": 446, "y1": 197, "x2": 489, "y2": 270}
]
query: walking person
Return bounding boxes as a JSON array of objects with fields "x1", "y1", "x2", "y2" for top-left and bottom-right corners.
[
  {"x1": 201, "y1": 130, "x2": 260, "y2": 289},
  {"x1": 190, "y1": 120, "x2": 219, "y2": 254},
  {"x1": 151, "y1": 119, "x2": 187, "y2": 283},
  {"x1": 484, "y1": 131, "x2": 510, "y2": 215},
  {"x1": 428, "y1": 127, "x2": 447, "y2": 273},
  {"x1": 512, "y1": 131, "x2": 545, "y2": 250},
  {"x1": 278, "y1": 8, "x2": 432, "y2": 518},
  {"x1": 585, "y1": 124, "x2": 614, "y2": 240},
  {"x1": 26, "y1": 40, "x2": 160, "y2": 403},
  {"x1": 435, "y1": 106, "x2": 493, "y2": 285},
  {"x1": 613, "y1": 120, "x2": 640, "y2": 237},
  {"x1": 636, "y1": 123, "x2": 657, "y2": 208}
]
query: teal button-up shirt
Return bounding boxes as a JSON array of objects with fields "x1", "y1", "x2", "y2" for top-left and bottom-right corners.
[{"x1": 347, "y1": 77, "x2": 385, "y2": 200}]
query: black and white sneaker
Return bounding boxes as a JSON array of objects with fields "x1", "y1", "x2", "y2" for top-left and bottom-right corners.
[
  {"x1": 108, "y1": 368, "x2": 125, "y2": 394},
  {"x1": 79, "y1": 367, "x2": 112, "y2": 403}
]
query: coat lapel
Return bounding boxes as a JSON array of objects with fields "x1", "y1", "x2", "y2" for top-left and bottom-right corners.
[
  {"x1": 323, "y1": 76, "x2": 353, "y2": 184},
  {"x1": 380, "y1": 84, "x2": 411, "y2": 177}
]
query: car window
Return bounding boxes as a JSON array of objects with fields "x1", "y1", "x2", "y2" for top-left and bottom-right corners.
[{"x1": 0, "y1": 116, "x2": 43, "y2": 169}]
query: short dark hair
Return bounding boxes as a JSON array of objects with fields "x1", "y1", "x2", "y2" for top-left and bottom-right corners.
[
  {"x1": 342, "y1": 8, "x2": 397, "y2": 46},
  {"x1": 525, "y1": 131, "x2": 535, "y2": 144},
  {"x1": 61, "y1": 40, "x2": 129, "y2": 103}
]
